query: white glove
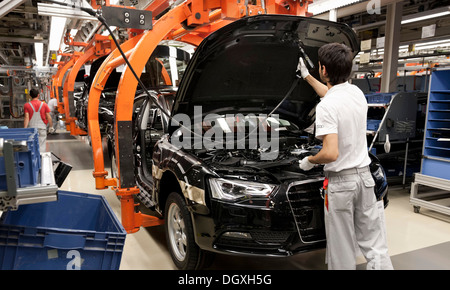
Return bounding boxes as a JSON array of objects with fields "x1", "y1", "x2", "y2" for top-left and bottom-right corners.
[
  {"x1": 299, "y1": 156, "x2": 315, "y2": 171},
  {"x1": 48, "y1": 127, "x2": 55, "y2": 134},
  {"x1": 297, "y1": 58, "x2": 310, "y2": 79}
]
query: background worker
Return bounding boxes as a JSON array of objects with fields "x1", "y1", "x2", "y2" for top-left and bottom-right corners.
[
  {"x1": 297, "y1": 43, "x2": 393, "y2": 270},
  {"x1": 24, "y1": 88, "x2": 54, "y2": 152},
  {"x1": 47, "y1": 97, "x2": 58, "y2": 134}
]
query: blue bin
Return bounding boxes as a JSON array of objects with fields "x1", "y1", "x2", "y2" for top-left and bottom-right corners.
[
  {"x1": 367, "y1": 119, "x2": 381, "y2": 131},
  {"x1": 366, "y1": 93, "x2": 395, "y2": 104},
  {"x1": 0, "y1": 128, "x2": 41, "y2": 190},
  {"x1": 0, "y1": 191, "x2": 126, "y2": 270}
]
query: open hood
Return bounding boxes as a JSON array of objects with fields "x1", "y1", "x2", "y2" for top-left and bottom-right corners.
[{"x1": 172, "y1": 15, "x2": 359, "y2": 131}]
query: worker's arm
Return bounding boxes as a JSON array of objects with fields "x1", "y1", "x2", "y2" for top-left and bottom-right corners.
[
  {"x1": 24, "y1": 112, "x2": 30, "y2": 128},
  {"x1": 297, "y1": 58, "x2": 328, "y2": 98},
  {"x1": 308, "y1": 133, "x2": 339, "y2": 164},
  {"x1": 46, "y1": 112, "x2": 53, "y2": 128},
  {"x1": 299, "y1": 133, "x2": 339, "y2": 170},
  {"x1": 303, "y1": 75, "x2": 328, "y2": 98}
]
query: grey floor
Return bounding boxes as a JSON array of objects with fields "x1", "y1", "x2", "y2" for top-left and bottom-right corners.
[{"x1": 46, "y1": 131, "x2": 450, "y2": 270}]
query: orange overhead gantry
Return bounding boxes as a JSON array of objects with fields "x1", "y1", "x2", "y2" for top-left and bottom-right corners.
[
  {"x1": 50, "y1": 51, "x2": 81, "y2": 116},
  {"x1": 62, "y1": 33, "x2": 115, "y2": 136},
  {"x1": 86, "y1": 0, "x2": 312, "y2": 233}
]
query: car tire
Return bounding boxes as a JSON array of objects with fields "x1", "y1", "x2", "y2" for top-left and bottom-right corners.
[{"x1": 164, "y1": 192, "x2": 214, "y2": 270}]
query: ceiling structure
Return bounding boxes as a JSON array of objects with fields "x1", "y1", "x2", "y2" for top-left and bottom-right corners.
[
  {"x1": 0, "y1": 0, "x2": 449, "y2": 77},
  {"x1": 0, "y1": 0, "x2": 50, "y2": 69},
  {"x1": 311, "y1": 0, "x2": 450, "y2": 72}
]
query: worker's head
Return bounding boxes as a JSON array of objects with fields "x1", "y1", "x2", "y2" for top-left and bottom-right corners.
[
  {"x1": 30, "y1": 88, "x2": 40, "y2": 99},
  {"x1": 318, "y1": 43, "x2": 353, "y2": 86}
]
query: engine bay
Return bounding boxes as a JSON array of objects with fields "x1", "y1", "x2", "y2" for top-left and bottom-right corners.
[{"x1": 189, "y1": 139, "x2": 324, "y2": 183}]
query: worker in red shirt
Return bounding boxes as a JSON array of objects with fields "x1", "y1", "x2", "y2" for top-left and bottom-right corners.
[{"x1": 23, "y1": 88, "x2": 54, "y2": 152}]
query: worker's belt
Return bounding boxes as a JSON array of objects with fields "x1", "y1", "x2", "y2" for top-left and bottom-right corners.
[{"x1": 325, "y1": 166, "x2": 370, "y2": 178}]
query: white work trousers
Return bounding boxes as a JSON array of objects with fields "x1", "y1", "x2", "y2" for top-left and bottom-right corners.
[
  {"x1": 27, "y1": 101, "x2": 47, "y2": 153},
  {"x1": 324, "y1": 167, "x2": 393, "y2": 270}
]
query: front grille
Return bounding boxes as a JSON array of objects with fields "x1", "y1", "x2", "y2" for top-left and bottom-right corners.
[
  {"x1": 214, "y1": 231, "x2": 292, "y2": 254},
  {"x1": 250, "y1": 231, "x2": 291, "y2": 243},
  {"x1": 286, "y1": 180, "x2": 326, "y2": 243}
]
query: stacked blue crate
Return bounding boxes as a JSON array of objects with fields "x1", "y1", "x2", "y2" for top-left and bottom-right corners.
[
  {"x1": 367, "y1": 119, "x2": 381, "y2": 131},
  {"x1": 365, "y1": 92, "x2": 395, "y2": 104},
  {"x1": 0, "y1": 191, "x2": 127, "y2": 270},
  {"x1": 0, "y1": 128, "x2": 41, "y2": 190}
]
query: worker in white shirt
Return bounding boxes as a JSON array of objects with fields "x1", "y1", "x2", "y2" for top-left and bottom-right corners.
[
  {"x1": 297, "y1": 43, "x2": 393, "y2": 270},
  {"x1": 47, "y1": 97, "x2": 58, "y2": 134}
]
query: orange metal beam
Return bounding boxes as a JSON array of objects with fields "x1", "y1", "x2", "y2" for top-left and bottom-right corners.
[
  {"x1": 63, "y1": 34, "x2": 114, "y2": 136},
  {"x1": 54, "y1": 55, "x2": 79, "y2": 116},
  {"x1": 88, "y1": 33, "x2": 144, "y2": 191},
  {"x1": 63, "y1": 48, "x2": 94, "y2": 136}
]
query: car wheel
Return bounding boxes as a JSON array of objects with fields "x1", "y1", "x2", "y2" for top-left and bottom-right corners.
[{"x1": 164, "y1": 192, "x2": 214, "y2": 270}]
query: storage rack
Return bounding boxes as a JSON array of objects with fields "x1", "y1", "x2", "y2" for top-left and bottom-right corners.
[
  {"x1": 366, "y1": 91, "x2": 426, "y2": 185},
  {"x1": 0, "y1": 131, "x2": 59, "y2": 211},
  {"x1": 410, "y1": 68, "x2": 450, "y2": 216}
]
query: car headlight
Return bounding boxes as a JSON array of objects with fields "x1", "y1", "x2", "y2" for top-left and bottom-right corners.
[{"x1": 209, "y1": 178, "x2": 276, "y2": 201}]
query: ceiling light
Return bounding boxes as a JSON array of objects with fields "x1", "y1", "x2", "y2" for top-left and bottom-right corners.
[
  {"x1": 70, "y1": 29, "x2": 78, "y2": 37},
  {"x1": 37, "y1": 2, "x2": 96, "y2": 21},
  {"x1": 308, "y1": 0, "x2": 362, "y2": 15},
  {"x1": 101, "y1": 26, "x2": 117, "y2": 36},
  {"x1": 415, "y1": 39, "x2": 450, "y2": 47},
  {"x1": 49, "y1": 16, "x2": 67, "y2": 51},
  {"x1": 34, "y1": 42, "x2": 43, "y2": 67},
  {"x1": 401, "y1": 6, "x2": 450, "y2": 24}
]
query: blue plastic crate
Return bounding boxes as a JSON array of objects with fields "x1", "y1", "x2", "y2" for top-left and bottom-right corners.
[
  {"x1": 0, "y1": 128, "x2": 40, "y2": 190},
  {"x1": 0, "y1": 191, "x2": 126, "y2": 270},
  {"x1": 366, "y1": 93, "x2": 395, "y2": 104},
  {"x1": 367, "y1": 119, "x2": 381, "y2": 131}
]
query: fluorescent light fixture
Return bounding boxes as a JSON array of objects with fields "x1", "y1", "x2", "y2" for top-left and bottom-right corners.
[
  {"x1": 37, "y1": 2, "x2": 96, "y2": 21},
  {"x1": 34, "y1": 42, "x2": 43, "y2": 67},
  {"x1": 415, "y1": 42, "x2": 450, "y2": 50},
  {"x1": 49, "y1": 16, "x2": 67, "y2": 51},
  {"x1": 402, "y1": 11, "x2": 450, "y2": 24},
  {"x1": 101, "y1": 26, "x2": 117, "y2": 36},
  {"x1": 308, "y1": 0, "x2": 362, "y2": 15},
  {"x1": 70, "y1": 29, "x2": 78, "y2": 37},
  {"x1": 415, "y1": 39, "x2": 450, "y2": 47},
  {"x1": 401, "y1": 6, "x2": 450, "y2": 24}
]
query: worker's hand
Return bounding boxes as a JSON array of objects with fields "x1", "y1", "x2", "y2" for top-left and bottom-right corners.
[
  {"x1": 48, "y1": 127, "x2": 55, "y2": 134},
  {"x1": 297, "y1": 58, "x2": 310, "y2": 79},
  {"x1": 299, "y1": 156, "x2": 314, "y2": 171}
]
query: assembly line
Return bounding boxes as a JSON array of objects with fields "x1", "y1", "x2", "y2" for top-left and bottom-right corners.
[{"x1": 0, "y1": 0, "x2": 449, "y2": 274}]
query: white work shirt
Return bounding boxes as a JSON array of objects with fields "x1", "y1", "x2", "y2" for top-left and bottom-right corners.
[
  {"x1": 48, "y1": 98, "x2": 57, "y2": 113},
  {"x1": 315, "y1": 81, "x2": 371, "y2": 172}
]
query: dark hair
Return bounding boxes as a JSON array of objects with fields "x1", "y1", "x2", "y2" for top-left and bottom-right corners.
[
  {"x1": 30, "y1": 88, "x2": 40, "y2": 99},
  {"x1": 318, "y1": 43, "x2": 354, "y2": 85}
]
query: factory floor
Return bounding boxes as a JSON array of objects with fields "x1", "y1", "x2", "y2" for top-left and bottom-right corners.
[{"x1": 46, "y1": 131, "x2": 450, "y2": 270}]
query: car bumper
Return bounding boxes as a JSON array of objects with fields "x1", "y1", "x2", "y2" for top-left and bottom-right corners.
[{"x1": 192, "y1": 178, "x2": 327, "y2": 256}]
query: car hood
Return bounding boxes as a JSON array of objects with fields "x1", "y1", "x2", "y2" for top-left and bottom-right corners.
[{"x1": 172, "y1": 15, "x2": 359, "y2": 131}]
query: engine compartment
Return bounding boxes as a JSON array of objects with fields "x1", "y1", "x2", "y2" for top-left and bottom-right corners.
[{"x1": 189, "y1": 139, "x2": 323, "y2": 184}]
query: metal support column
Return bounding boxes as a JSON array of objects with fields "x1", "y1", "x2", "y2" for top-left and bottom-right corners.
[{"x1": 380, "y1": 1, "x2": 403, "y2": 93}]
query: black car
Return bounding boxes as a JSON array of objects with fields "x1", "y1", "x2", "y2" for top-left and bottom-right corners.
[
  {"x1": 75, "y1": 46, "x2": 191, "y2": 136},
  {"x1": 130, "y1": 15, "x2": 389, "y2": 270}
]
